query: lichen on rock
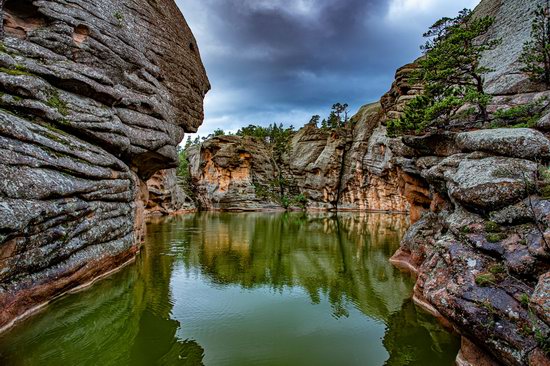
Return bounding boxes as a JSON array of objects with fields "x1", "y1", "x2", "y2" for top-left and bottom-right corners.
[{"x1": 385, "y1": 1, "x2": 550, "y2": 364}]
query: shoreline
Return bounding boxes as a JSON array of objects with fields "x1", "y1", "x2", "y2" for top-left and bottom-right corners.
[
  {"x1": 146, "y1": 207, "x2": 411, "y2": 215},
  {"x1": 389, "y1": 249, "x2": 501, "y2": 366},
  {"x1": 0, "y1": 249, "x2": 139, "y2": 336}
]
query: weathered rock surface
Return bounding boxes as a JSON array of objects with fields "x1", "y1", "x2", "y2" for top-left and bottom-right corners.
[
  {"x1": 187, "y1": 104, "x2": 409, "y2": 212},
  {"x1": 146, "y1": 169, "x2": 195, "y2": 215},
  {"x1": 456, "y1": 128, "x2": 550, "y2": 160},
  {"x1": 390, "y1": 126, "x2": 550, "y2": 364},
  {"x1": 187, "y1": 136, "x2": 281, "y2": 211},
  {"x1": 402, "y1": 132, "x2": 461, "y2": 157},
  {"x1": 382, "y1": 1, "x2": 550, "y2": 364},
  {"x1": 448, "y1": 156, "x2": 538, "y2": 212},
  {"x1": 476, "y1": 0, "x2": 549, "y2": 94},
  {"x1": 380, "y1": 62, "x2": 422, "y2": 121},
  {"x1": 285, "y1": 122, "x2": 344, "y2": 210},
  {"x1": 338, "y1": 104, "x2": 409, "y2": 212},
  {"x1": 0, "y1": 0, "x2": 208, "y2": 330}
]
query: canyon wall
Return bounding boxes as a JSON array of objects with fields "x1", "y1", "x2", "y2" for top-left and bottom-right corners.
[
  {"x1": 187, "y1": 102, "x2": 409, "y2": 212},
  {"x1": 387, "y1": 0, "x2": 550, "y2": 365},
  {"x1": 0, "y1": 0, "x2": 208, "y2": 330},
  {"x1": 146, "y1": 169, "x2": 195, "y2": 215}
]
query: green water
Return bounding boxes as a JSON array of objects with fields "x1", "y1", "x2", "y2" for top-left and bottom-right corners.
[{"x1": 0, "y1": 212, "x2": 459, "y2": 366}]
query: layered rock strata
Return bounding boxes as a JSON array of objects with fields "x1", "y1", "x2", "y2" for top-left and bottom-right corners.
[
  {"x1": 146, "y1": 169, "x2": 195, "y2": 215},
  {"x1": 187, "y1": 135, "x2": 282, "y2": 211},
  {"x1": 0, "y1": 0, "x2": 208, "y2": 330},
  {"x1": 389, "y1": 129, "x2": 550, "y2": 366}
]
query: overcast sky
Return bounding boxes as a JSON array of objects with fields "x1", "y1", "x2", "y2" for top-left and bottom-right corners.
[{"x1": 176, "y1": 0, "x2": 481, "y2": 137}]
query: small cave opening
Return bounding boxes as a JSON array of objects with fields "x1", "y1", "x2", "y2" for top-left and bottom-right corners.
[
  {"x1": 3, "y1": 0, "x2": 46, "y2": 39},
  {"x1": 189, "y1": 42, "x2": 196, "y2": 53}
]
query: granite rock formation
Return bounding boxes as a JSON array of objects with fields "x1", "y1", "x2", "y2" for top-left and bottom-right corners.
[
  {"x1": 187, "y1": 135, "x2": 281, "y2": 211},
  {"x1": 187, "y1": 104, "x2": 409, "y2": 212},
  {"x1": 0, "y1": 0, "x2": 208, "y2": 330},
  {"x1": 146, "y1": 169, "x2": 195, "y2": 215},
  {"x1": 387, "y1": 0, "x2": 550, "y2": 364}
]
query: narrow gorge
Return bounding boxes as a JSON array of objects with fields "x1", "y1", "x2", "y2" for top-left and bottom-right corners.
[{"x1": 0, "y1": 0, "x2": 549, "y2": 365}]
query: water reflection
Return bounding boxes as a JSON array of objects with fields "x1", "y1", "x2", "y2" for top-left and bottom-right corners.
[
  {"x1": 0, "y1": 212, "x2": 458, "y2": 366},
  {"x1": 176, "y1": 213, "x2": 411, "y2": 321}
]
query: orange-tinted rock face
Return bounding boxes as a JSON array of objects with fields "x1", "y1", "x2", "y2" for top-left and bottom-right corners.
[
  {"x1": 0, "y1": 0, "x2": 208, "y2": 330},
  {"x1": 187, "y1": 136, "x2": 282, "y2": 211},
  {"x1": 146, "y1": 169, "x2": 195, "y2": 215},
  {"x1": 187, "y1": 104, "x2": 411, "y2": 212}
]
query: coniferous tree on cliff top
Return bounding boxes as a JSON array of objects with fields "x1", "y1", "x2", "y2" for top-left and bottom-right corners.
[
  {"x1": 388, "y1": 9, "x2": 499, "y2": 137},
  {"x1": 520, "y1": 1, "x2": 550, "y2": 87}
]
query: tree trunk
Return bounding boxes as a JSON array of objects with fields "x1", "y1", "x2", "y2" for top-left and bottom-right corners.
[
  {"x1": 0, "y1": 0, "x2": 5, "y2": 39},
  {"x1": 473, "y1": 73, "x2": 489, "y2": 121}
]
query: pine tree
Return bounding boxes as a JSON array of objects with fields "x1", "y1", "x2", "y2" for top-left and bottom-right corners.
[
  {"x1": 213, "y1": 128, "x2": 225, "y2": 136},
  {"x1": 327, "y1": 111, "x2": 340, "y2": 129},
  {"x1": 308, "y1": 115, "x2": 320, "y2": 127},
  {"x1": 520, "y1": 1, "x2": 550, "y2": 87},
  {"x1": 184, "y1": 136, "x2": 193, "y2": 149},
  {"x1": 388, "y1": 9, "x2": 499, "y2": 136}
]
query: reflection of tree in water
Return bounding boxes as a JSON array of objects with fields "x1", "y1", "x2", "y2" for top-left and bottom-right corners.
[
  {"x1": 0, "y1": 212, "x2": 458, "y2": 366},
  {"x1": 0, "y1": 219, "x2": 205, "y2": 366},
  {"x1": 180, "y1": 212, "x2": 412, "y2": 322}
]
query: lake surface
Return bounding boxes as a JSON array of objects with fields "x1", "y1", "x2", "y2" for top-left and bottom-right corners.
[{"x1": 0, "y1": 212, "x2": 459, "y2": 366}]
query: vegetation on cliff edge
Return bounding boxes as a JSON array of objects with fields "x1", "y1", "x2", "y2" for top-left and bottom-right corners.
[
  {"x1": 520, "y1": 1, "x2": 550, "y2": 87},
  {"x1": 388, "y1": 9, "x2": 499, "y2": 137}
]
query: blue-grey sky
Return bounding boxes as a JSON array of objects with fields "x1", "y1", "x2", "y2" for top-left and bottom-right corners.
[{"x1": 176, "y1": 0, "x2": 481, "y2": 137}]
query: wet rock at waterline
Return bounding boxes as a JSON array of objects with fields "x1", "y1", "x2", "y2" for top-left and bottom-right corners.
[{"x1": 0, "y1": 0, "x2": 209, "y2": 330}]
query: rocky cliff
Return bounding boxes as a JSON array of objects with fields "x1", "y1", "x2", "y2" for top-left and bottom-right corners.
[
  {"x1": 187, "y1": 103, "x2": 409, "y2": 212},
  {"x1": 146, "y1": 169, "x2": 195, "y2": 215},
  {"x1": 386, "y1": 0, "x2": 550, "y2": 365},
  {"x1": 0, "y1": 0, "x2": 208, "y2": 331},
  {"x1": 187, "y1": 135, "x2": 282, "y2": 211}
]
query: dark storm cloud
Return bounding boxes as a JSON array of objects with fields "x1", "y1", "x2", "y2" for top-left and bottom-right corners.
[{"x1": 176, "y1": 0, "x2": 480, "y2": 135}]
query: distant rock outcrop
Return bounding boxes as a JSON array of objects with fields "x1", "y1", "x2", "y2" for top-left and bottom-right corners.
[
  {"x1": 0, "y1": 0, "x2": 209, "y2": 330},
  {"x1": 146, "y1": 169, "x2": 195, "y2": 215},
  {"x1": 187, "y1": 104, "x2": 409, "y2": 212},
  {"x1": 187, "y1": 135, "x2": 281, "y2": 211}
]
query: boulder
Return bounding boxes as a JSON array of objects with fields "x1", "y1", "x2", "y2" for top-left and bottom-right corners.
[
  {"x1": 456, "y1": 128, "x2": 550, "y2": 161},
  {"x1": 402, "y1": 132, "x2": 461, "y2": 157},
  {"x1": 448, "y1": 157, "x2": 538, "y2": 211}
]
